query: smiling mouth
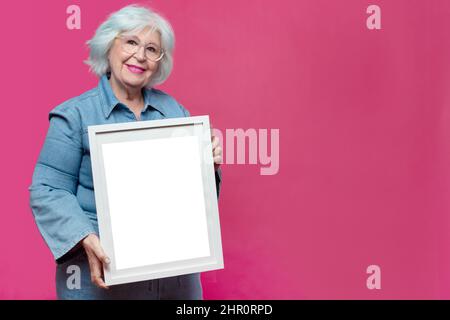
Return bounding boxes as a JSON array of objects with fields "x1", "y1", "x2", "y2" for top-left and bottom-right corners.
[{"x1": 125, "y1": 64, "x2": 146, "y2": 74}]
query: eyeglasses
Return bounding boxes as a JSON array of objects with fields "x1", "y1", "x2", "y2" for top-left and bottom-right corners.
[{"x1": 116, "y1": 35, "x2": 165, "y2": 62}]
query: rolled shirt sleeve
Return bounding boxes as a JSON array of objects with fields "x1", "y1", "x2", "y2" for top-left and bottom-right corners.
[{"x1": 29, "y1": 105, "x2": 96, "y2": 261}]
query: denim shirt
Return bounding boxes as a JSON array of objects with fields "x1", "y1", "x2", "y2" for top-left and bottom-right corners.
[{"x1": 29, "y1": 74, "x2": 222, "y2": 261}]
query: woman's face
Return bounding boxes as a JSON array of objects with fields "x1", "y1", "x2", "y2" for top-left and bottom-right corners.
[{"x1": 108, "y1": 27, "x2": 161, "y2": 90}]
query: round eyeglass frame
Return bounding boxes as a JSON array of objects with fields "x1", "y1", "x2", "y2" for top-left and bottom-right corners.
[{"x1": 115, "y1": 35, "x2": 165, "y2": 62}]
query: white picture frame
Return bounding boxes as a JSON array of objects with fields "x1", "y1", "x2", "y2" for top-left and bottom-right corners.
[{"x1": 88, "y1": 116, "x2": 224, "y2": 286}]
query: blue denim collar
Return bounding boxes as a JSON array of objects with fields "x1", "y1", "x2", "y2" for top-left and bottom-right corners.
[{"x1": 98, "y1": 74, "x2": 167, "y2": 119}]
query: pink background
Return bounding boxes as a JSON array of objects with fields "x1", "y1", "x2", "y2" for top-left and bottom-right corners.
[{"x1": 1, "y1": 0, "x2": 450, "y2": 299}]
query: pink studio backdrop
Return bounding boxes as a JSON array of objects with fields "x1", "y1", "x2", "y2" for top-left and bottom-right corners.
[{"x1": 1, "y1": 0, "x2": 450, "y2": 299}]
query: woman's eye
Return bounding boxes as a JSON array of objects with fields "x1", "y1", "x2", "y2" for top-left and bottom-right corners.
[
  {"x1": 127, "y1": 40, "x2": 138, "y2": 46},
  {"x1": 147, "y1": 46, "x2": 157, "y2": 53}
]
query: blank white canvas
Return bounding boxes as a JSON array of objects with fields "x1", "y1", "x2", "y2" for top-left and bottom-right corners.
[{"x1": 101, "y1": 135, "x2": 211, "y2": 270}]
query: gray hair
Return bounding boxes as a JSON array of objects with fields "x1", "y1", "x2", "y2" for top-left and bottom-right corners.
[{"x1": 84, "y1": 4, "x2": 175, "y2": 88}]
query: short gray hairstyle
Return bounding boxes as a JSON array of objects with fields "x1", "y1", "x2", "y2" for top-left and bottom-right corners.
[{"x1": 85, "y1": 4, "x2": 175, "y2": 88}]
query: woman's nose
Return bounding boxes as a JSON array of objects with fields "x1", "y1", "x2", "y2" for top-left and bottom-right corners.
[{"x1": 134, "y1": 46, "x2": 146, "y2": 61}]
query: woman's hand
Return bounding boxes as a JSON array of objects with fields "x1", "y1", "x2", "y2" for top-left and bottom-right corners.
[
  {"x1": 211, "y1": 134, "x2": 223, "y2": 170},
  {"x1": 82, "y1": 234, "x2": 110, "y2": 290}
]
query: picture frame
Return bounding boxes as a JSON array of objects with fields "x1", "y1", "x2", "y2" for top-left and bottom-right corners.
[{"x1": 88, "y1": 115, "x2": 224, "y2": 286}]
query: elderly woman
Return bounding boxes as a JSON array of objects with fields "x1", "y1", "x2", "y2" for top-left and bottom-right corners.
[{"x1": 29, "y1": 5, "x2": 222, "y2": 300}]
